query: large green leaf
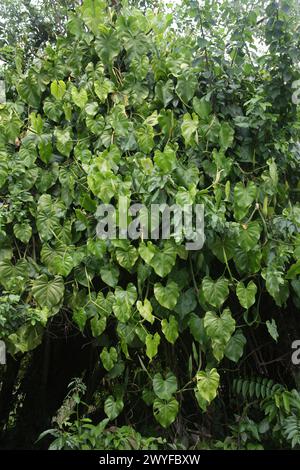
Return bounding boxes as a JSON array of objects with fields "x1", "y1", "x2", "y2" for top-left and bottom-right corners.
[
  {"x1": 100, "y1": 264, "x2": 119, "y2": 288},
  {"x1": 204, "y1": 309, "x2": 236, "y2": 361},
  {"x1": 50, "y1": 80, "x2": 66, "y2": 100},
  {"x1": 112, "y1": 284, "x2": 137, "y2": 322},
  {"x1": 154, "y1": 145, "x2": 177, "y2": 174},
  {"x1": 154, "y1": 282, "x2": 180, "y2": 310},
  {"x1": 80, "y1": 0, "x2": 106, "y2": 34},
  {"x1": 32, "y1": 275, "x2": 64, "y2": 310},
  {"x1": 150, "y1": 243, "x2": 177, "y2": 278},
  {"x1": 153, "y1": 398, "x2": 179, "y2": 428},
  {"x1": 153, "y1": 372, "x2": 178, "y2": 400},
  {"x1": 90, "y1": 315, "x2": 107, "y2": 337},
  {"x1": 54, "y1": 128, "x2": 73, "y2": 157},
  {"x1": 176, "y1": 74, "x2": 197, "y2": 103},
  {"x1": 236, "y1": 281, "x2": 257, "y2": 309},
  {"x1": 13, "y1": 222, "x2": 32, "y2": 244},
  {"x1": 181, "y1": 112, "x2": 199, "y2": 146},
  {"x1": 261, "y1": 267, "x2": 285, "y2": 301},
  {"x1": 161, "y1": 315, "x2": 179, "y2": 344},
  {"x1": 238, "y1": 221, "x2": 261, "y2": 251},
  {"x1": 0, "y1": 259, "x2": 29, "y2": 293},
  {"x1": 145, "y1": 332, "x2": 160, "y2": 361},
  {"x1": 219, "y1": 122, "x2": 234, "y2": 150},
  {"x1": 234, "y1": 181, "x2": 257, "y2": 209},
  {"x1": 136, "y1": 299, "x2": 155, "y2": 324},
  {"x1": 8, "y1": 324, "x2": 44, "y2": 354},
  {"x1": 196, "y1": 368, "x2": 220, "y2": 404},
  {"x1": 155, "y1": 79, "x2": 174, "y2": 107},
  {"x1": 71, "y1": 87, "x2": 88, "y2": 109},
  {"x1": 104, "y1": 395, "x2": 124, "y2": 420},
  {"x1": 115, "y1": 245, "x2": 138, "y2": 271},
  {"x1": 225, "y1": 330, "x2": 247, "y2": 362},
  {"x1": 193, "y1": 96, "x2": 212, "y2": 119},
  {"x1": 100, "y1": 346, "x2": 118, "y2": 371},
  {"x1": 94, "y1": 78, "x2": 114, "y2": 102},
  {"x1": 95, "y1": 29, "x2": 120, "y2": 63},
  {"x1": 17, "y1": 74, "x2": 41, "y2": 108},
  {"x1": 202, "y1": 276, "x2": 229, "y2": 309}
]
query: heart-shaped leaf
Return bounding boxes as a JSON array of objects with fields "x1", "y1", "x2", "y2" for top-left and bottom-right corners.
[
  {"x1": 196, "y1": 368, "x2": 220, "y2": 404},
  {"x1": 153, "y1": 398, "x2": 179, "y2": 428},
  {"x1": 154, "y1": 282, "x2": 180, "y2": 310},
  {"x1": 236, "y1": 281, "x2": 257, "y2": 309},
  {"x1": 202, "y1": 276, "x2": 229, "y2": 309}
]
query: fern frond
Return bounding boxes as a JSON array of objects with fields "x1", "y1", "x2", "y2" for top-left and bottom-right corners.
[{"x1": 232, "y1": 376, "x2": 285, "y2": 401}]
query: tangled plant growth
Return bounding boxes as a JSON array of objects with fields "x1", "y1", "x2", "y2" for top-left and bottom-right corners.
[{"x1": 0, "y1": 0, "x2": 300, "y2": 449}]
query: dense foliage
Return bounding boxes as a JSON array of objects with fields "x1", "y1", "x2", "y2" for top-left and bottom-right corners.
[
  {"x1": 0, "y1": 0, "x2": 300, "y2": 450},
  {"x1": 0, "y1": 0, "x2": 80, "y2": 68}
]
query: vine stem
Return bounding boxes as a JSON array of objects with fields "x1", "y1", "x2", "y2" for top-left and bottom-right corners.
[{"x1": 189, "y1": 256, "x2": 199, "y2": 294}]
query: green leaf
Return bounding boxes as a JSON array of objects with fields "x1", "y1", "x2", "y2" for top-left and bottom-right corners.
[
  {"x1": 204, "y1": 309, "x2": 236, "y2": 361},
  {"x1": 44, "y1": 99, "x2": 63, "y2": 122},
  {"x1": 153, "y1": 398, "x2": 179, "y2": 428},
  {"x1": 193, "y1": 96, "x2": 211, "y2": 119},
  {"x1": 234, "y1": 247, "x2": 261, "y2": 274},
  {"x1": 153, "y1": 372, "x2": 178, "y2": 400},
  {"x1": 0, "y1": 259, "x2": 29, "y2": 293},
  {"x1": 154, "y1": 145, "x2": 177, "y2": 174},
  {"x1": 17, "y1": 74, "x2": 41, "y2": 108},
  {"x1": 100, "y1": 346, "x2": 118, "y2": 371},
  {"x1": 95, "y1": 29, "x2": 120, "y2": 63},
  {"x1": 0, "y1": 155, "x2": 8, "y2": 188},
  {"x1": 41, "y1": 243, "x2": 76, "y2": 277},
  {"x1": 150, "y1": 242, "x2": 177, "y2": 278},
  {"x1": 154, "y1": 281, "x2": 180, "y2": 310},
  {"x1": 236, "y1": 281, "x2": 257, "y2": 309},
  {"x1": 8, "y1": 324, "x2": 44, "y2": 354},
  {"x1": 136, "y1": 299, "x2": 155, "y2": 324},
  {"x1": 73, "y1": 307, "x2": 87, "y2": 332},
  {"x1": 90, "y1": 315, "x2": 107, "y2": 337},
  {"x1": 225, "y1": 330, "x2": 246, "y2": 362},
  {"x1": 181, "y1": 112, "x2": 199, "y2": 146},
  {"x1": 234, "y1": 181, "x2": 257, "y2": 209},
  {"x1": 188, "y1": 314, "x2": 208, "y2": 346},
  {"x1": 145, "y1": 332, "x2": 160, "y2": 361},
  {"x1": 138, "y1": 242, "x2": 157, "y2": 264},
  {"x1": 155, "y1": 79, "x2": 174, "y2": 107},
  {"x1": 80, "y1": 0, "x2": 106, "y2": 34},
  {"x1": 32, "y1": 275, "x2": 64, "y2": 310},
  {"x1": 266, "y1": 319, "x2": 279, "y2": 342},
  {"x1": 261, "y1": 267, "x2": 284, "y2": 300},
  {"x1": 100, "y1": 264, "x2": 119, "y2": 288},
  {"x1": 196, "y1": 368, "x2": 220, "y2": 404},
  {"x1": 204, "y1": 309, "x2": 235, "y2": 343},
  {"x1": 13, "y1": 222, "x2": 32, "y2": 244},
  {"x1": 50, "y1": 80, "x2": 66, "y2": 100},
  {"x1": 54, "y1": 128, "x2": 73, "y2": 157},
  {"x1": 176, "y1": 74, "x2": 197, "y2": 103},
  {"x1": 219, "y1": 121, "x2": 234, "y2": 150},
  {"x1": 174, "y1": 288, "x2": 197, "y2": 318},
  {"x1": 238, "y1": 221, "x2": 261, "y2": 251},
  {"x1": 161, "y1": 315, "x2": 179, "y2": 344},
  {"x1": 202, "y1": 276, "x2": 229, "y2": 309},
  {"x1": 115, "y1": 245, "x2": 138, "y2": 271},
  {"x1": 94, "y1": 78, "x2": 114, "y2": 103},
  {"x1": 112, "y1": 283, "x2": 137, "y2": 322},
  {"x1": 286, "y1": 260, "x2": 300, "y2": 279},
  {"x1": 71, "y1": 87, "x2": 88, "y2": 109},
  {"x1": 104, "y1": 395, "x2": 124, "y2": 420}
]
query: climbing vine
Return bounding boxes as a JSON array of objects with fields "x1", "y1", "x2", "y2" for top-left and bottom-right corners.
[{"x1": 0, "y1": 0, "x2": 300, "y2": 449}]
